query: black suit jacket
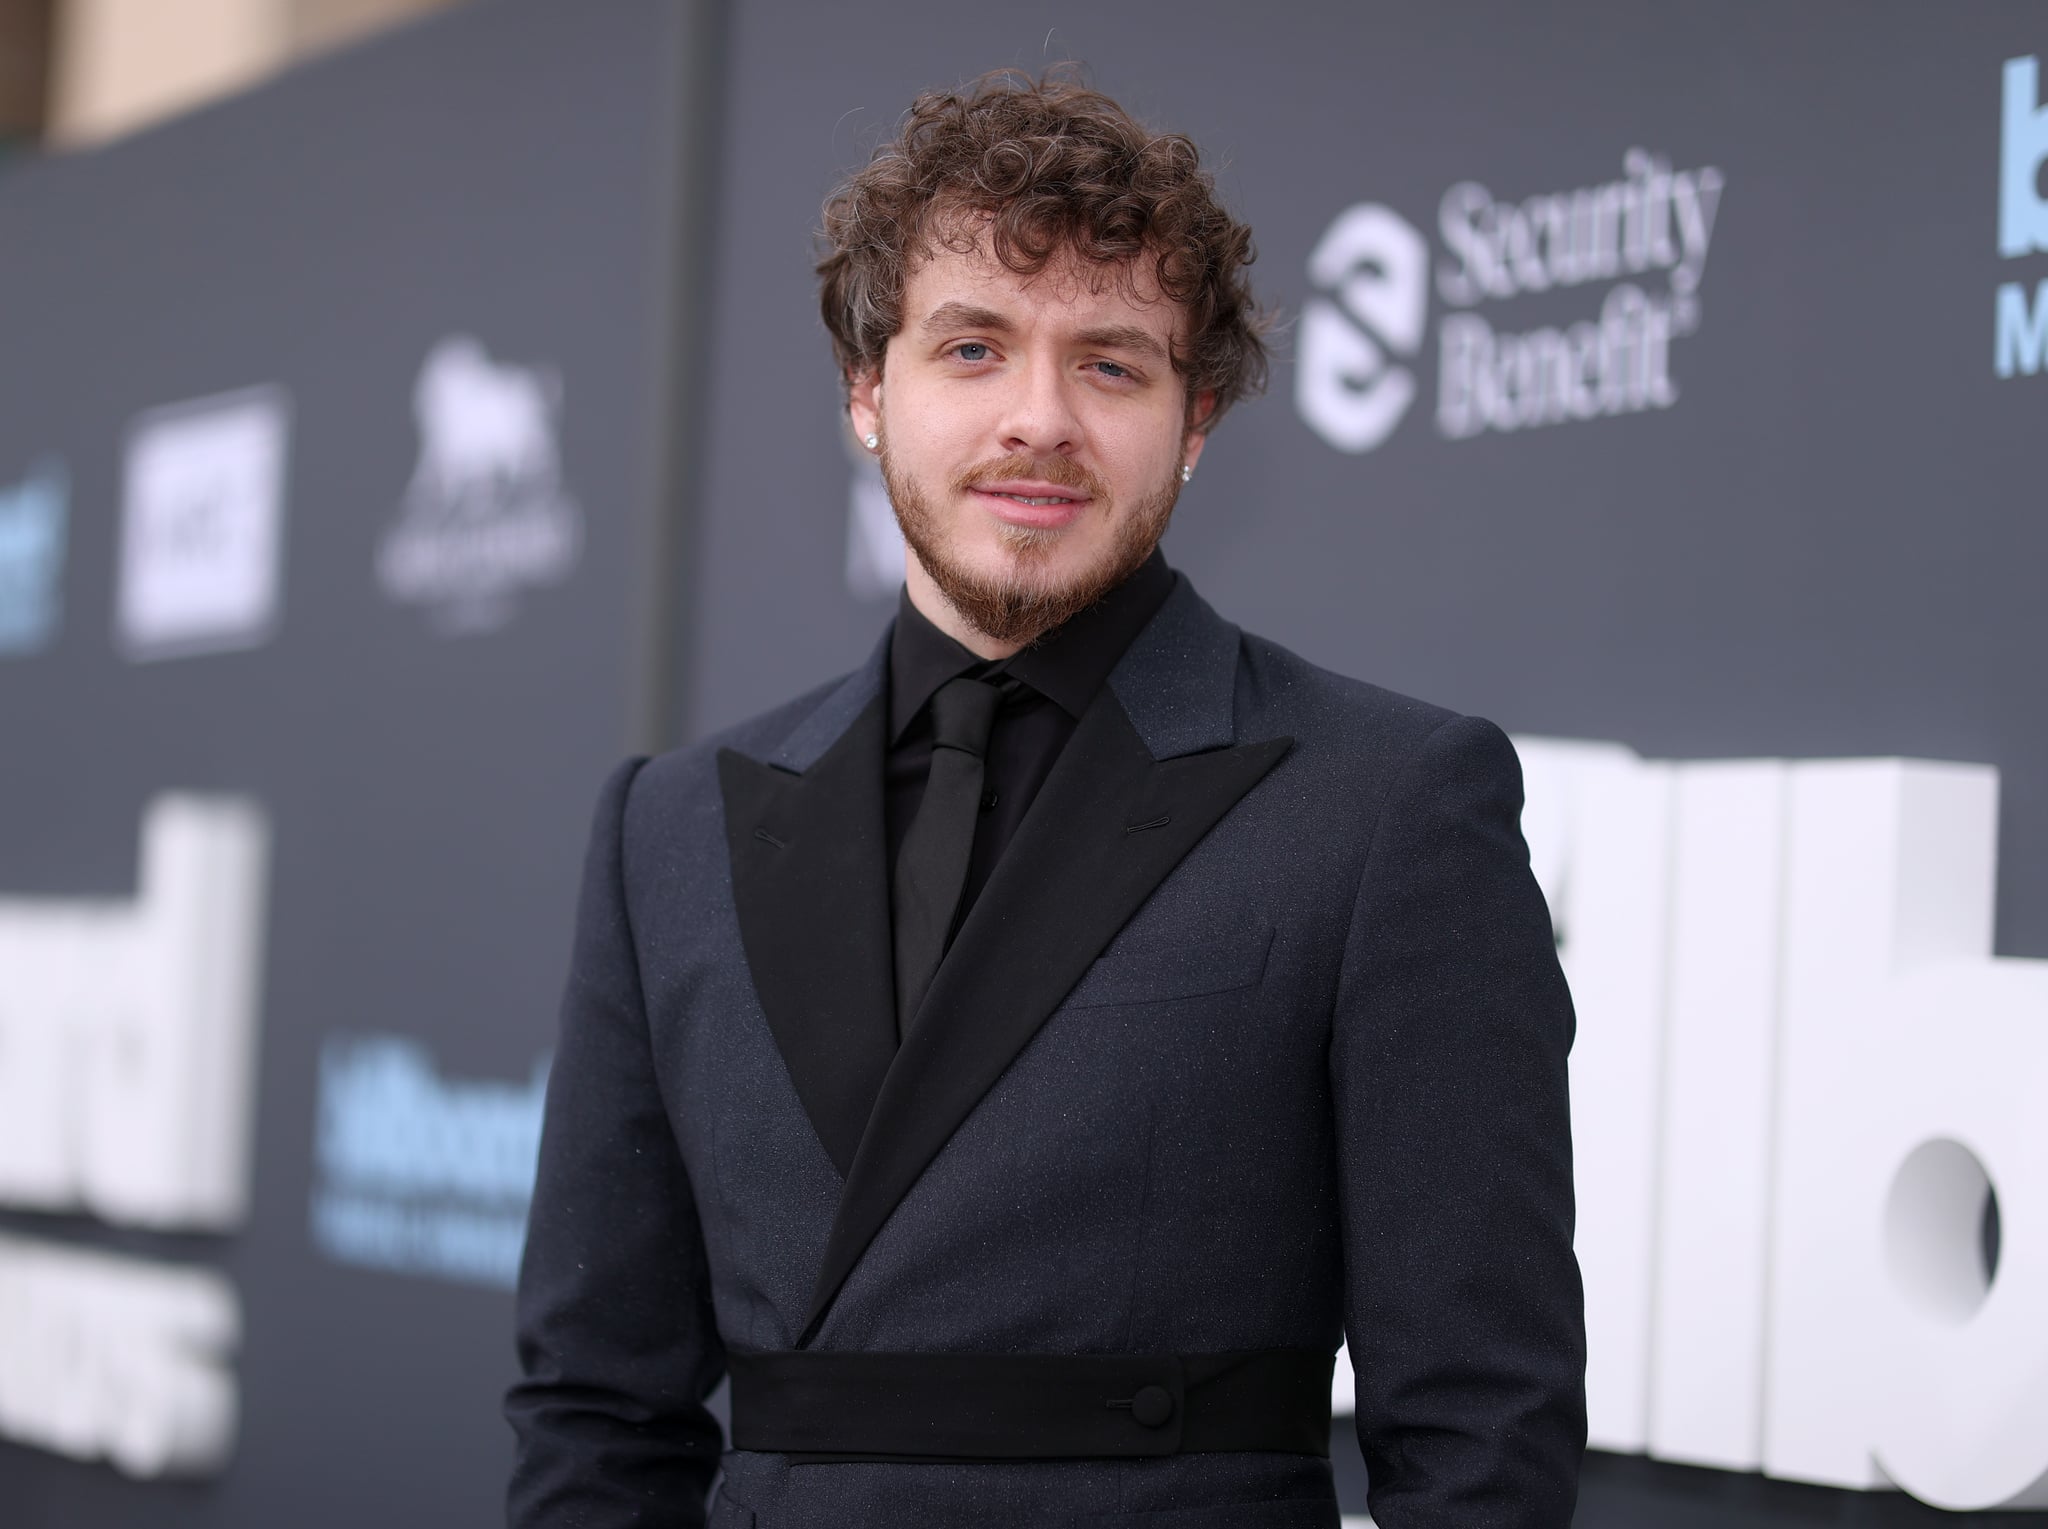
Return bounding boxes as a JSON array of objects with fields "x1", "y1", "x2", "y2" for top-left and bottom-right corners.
[{"x1": 507, "y1": 574, "x2": 1586, "y2": 1528}]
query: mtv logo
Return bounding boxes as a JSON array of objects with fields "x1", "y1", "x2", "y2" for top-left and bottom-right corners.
[
  {"x1": 2000, "y1": 55, "x2": 2048, "y2": 258},
  {"x1": 116, "y1": 387, "x2": 291, "y2": 661},
  {"x1": 0, "y1": 461, "x2": 67, "y2": 656}
]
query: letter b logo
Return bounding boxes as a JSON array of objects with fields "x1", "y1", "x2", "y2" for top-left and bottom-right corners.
[{"x1": 2000, "y1": 56, "x2": 2048, "y2": 258}]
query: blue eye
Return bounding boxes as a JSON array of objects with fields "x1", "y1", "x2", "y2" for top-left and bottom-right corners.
[
  {"x1": 1093, "y1": 361, "x2": 1131, "y2": 379},
  {"x1": 954, "y1": 342, "x2": 990, "y2": 362}
]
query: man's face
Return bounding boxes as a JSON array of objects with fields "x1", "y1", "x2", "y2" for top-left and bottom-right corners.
[{"x1": 848, "y1": 235, "x2": 1210, "y2": 648}]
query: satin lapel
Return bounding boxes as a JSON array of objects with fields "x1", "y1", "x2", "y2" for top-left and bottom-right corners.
[
  {"x1": 802, "y1": 684, "x2": 1292, "y2": 1340},
  {"x1": 719, "y1": 693, "x2": 896, "y2": 1181}
]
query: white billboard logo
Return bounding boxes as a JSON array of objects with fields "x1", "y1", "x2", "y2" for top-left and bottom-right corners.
[
  {"x1": 115, "y1": 388, "x2": 291, "y2": 661},
  {"x1": 1333, "y1": 745, "x2": 2048, "y2": 1512},
  {"x1": 1513, "y1": 742, "x2": 2048, "y2": 1511},
  {"x1": 0, "y1": 796, "x2": 268, "y2": 1477},
  {"x1": 1295, "y1": 204, "x2": 1429, "y2": 453},
  {"x1": 0, "y1": 1236, "x2": 240, "y2": 1479},
  {"x1": 0, "y1": 798, "x2": 269, "y2": 1226},
  {"x1": 377, "y1": 335, "x2": 583, "y2": 633}
]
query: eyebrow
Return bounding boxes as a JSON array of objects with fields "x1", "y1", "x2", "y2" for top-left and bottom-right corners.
[
  {"x1": 915, "y1": 304, "x2": 1171, "y2": 365},
  {"x1": 1073, "y1": 324, "x2": 1170, "y2": 363},
  {"x1": 919, "y1": 302, "x2": 1013, "y2": 339}
]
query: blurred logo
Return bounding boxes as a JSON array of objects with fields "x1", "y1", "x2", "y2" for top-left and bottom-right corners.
[
  {"x1": 376, "y1": 336, "x2": 583, "y2": 632},
  {"x1": 0, "y1": 460, "x2": 68, "y2": 656},
  {"x1": 115, "y1": 387, "x2": 291, "y2": 661},
  {"x1": 1299, "y1": 149, "x2": 1725, "y2": 451},
  {"x1": 1999, "y1": 55, "x2": 2048, "y2": 258},
  {"x1": 1296, "y1": 206, "x2": 1429, "y2": 453},
  {"x1": 0, "y1": 797, "x2": 270, "y2": 1227},
  {"x1": 1996, "y1": 55, "x2": 2048, "y2": 378},
  {"x1": 0, "y1": 796, "x2": 269, "y2": 1479},
  {"x1": 310, "y1": 1034, "x2": 548, "y2": 1290},
  {"x1": 0, "y1": 1237, "x2": 239, "y2": 1480}
]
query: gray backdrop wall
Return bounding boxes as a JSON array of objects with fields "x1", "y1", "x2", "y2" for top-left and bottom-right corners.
[
  {"x1": 2, "y1": 0, "x2": 2045, "y2": 1525},
  {"x1": 0, "y1": 2, "x2": 697, "y2": 1525}
]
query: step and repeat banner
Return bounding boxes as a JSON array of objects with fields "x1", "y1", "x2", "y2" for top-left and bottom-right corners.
[
  {"x1": 3, "y1": 1, "x2": 2046, "y2": 1525},
  {"x1": 0, "y1": 2, "x2": 691, "y2": 1526},
  {"x1": 682, "y1": 0, "x2": 2048, "y2": 1523}
]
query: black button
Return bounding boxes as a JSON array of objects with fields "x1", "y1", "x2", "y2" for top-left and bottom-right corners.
[{"x1": 1129, "y1": 1385, "x2": 1175, "y2": 1428}]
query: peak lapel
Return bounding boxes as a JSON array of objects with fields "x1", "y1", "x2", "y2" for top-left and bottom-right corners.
[
  {"x1": 718, "y1": 649, "x2": 895, "y2": 1181},
  {"x1": 803, "y1": 584, "x2": 1290, "y2": 1340}
]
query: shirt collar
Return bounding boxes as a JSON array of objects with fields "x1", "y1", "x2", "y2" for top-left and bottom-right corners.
[{"x1": 888, "y1": 549, "x2": 1175, "y2": 743}]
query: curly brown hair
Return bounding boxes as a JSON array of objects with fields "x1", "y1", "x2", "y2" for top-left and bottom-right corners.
[{"x1": 816, "y1": 68, "x2": 1269, "y2": 431}]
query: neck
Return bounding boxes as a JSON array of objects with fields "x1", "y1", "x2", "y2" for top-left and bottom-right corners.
[{"x1": 903, "y1": 557, "x2": 1027, "y2": 660}]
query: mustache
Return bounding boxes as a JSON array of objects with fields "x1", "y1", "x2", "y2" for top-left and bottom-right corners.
[{"x1": 952, "y1": 455, "x2": 1107, "y2": 500}]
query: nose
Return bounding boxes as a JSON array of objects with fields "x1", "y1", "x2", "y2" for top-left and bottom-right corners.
[{"x1": 995, "y1": 353, "x2": 1083, "y2": 459}]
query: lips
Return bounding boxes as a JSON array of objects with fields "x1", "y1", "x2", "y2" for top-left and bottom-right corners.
[
  {"x1": 969, "y1": 484, "x2": 1089, "y2": 529},
  {"x1": 956, "y1": 462, "x2": 1103, "y2": 531},
  {"x1": 976, "y1": 480, "x2": 1090, "y2": 509}
]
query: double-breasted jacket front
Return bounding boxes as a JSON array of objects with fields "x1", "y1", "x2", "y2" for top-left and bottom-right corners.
[{"x1": 507, "y1": 574, "x2": 1586, "y2": 1528}]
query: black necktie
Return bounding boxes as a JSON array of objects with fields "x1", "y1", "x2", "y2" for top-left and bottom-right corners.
[{"x1": 893, "y1": 675, "x2": 1000, "y2": 1036}]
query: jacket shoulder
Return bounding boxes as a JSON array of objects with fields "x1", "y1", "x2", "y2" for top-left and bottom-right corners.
[
  {"x1": 1231, "y1": 631, "x2": 1529, "y2": 882},
  {"x1": 1235, "y1": 627, "x2": 1467, "y2": 758}
]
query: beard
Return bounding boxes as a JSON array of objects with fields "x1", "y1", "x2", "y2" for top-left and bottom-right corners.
[{"x1": 879, "y1": 440, "x2": 1182, "y2": 647}]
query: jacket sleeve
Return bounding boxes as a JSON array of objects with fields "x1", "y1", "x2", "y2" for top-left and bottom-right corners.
[
  {"x1": 506, "y1": 758, "x2": 726, "y2": 1527},
  {"x1": 1331, "y1": 715, "x2": 1587, "y2": 1527}
]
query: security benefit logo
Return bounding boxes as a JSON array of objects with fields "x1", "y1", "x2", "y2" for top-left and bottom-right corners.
[
  {"x1": 115, "y1": 387, "x2": 291, "y2": 661},
  {"x1": 1298, "y1": 150, "x2": 1725, "y2": 452},
  {"x1": 0, "y1": 798, "x2": 269, "y2": 1478},
  {"x1": 376, "y1": 335, "x2": 583, "y2": 633},
  {"x1": 0, "y1": 459, "x2": 68, "y2": 656},
  {"x1": 1996, "y1": 55, "x2": 2048, "y2": 378},
  {"x1": 310, "y1": 1035, "x2": 547, "y2": 1290},
  {"x1": 1508, "y1": 743, "x2": 2048, "y2": 1512}
]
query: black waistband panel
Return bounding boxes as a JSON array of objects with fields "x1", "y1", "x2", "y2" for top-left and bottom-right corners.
[{"x1": 727, "y1": 1347, "x2": 1334, "y2": 1461}]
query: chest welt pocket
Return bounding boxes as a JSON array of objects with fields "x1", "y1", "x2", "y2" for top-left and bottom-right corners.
[{"x1": 1059, "y1": 923, "x2": 1274, "y2": 1011}]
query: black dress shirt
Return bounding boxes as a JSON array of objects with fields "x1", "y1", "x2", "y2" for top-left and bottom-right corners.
[{"x1": 885, "y1": 550, "x2": 1174, "y2": 938}]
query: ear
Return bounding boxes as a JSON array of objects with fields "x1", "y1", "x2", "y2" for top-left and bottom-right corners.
[
  {"x1": 847, "y1": 365, "x2": 883, "y2": 446},
  {"x1": 1181, "y1": 389, "x2": 1217, "y2": 472}
]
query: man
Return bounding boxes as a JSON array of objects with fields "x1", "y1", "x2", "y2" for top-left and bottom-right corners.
[{"x1": 508, "y1": 71, "x2": 1584, "y2": 1529}]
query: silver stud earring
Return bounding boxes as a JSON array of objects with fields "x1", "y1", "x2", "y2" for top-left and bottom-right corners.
[
  {"x1": 864, "y1": 433, "x2": 879, "y2": 451},
  {"x1": 1180, "y1": 463, "x2": 1192, "y2": 484}
]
